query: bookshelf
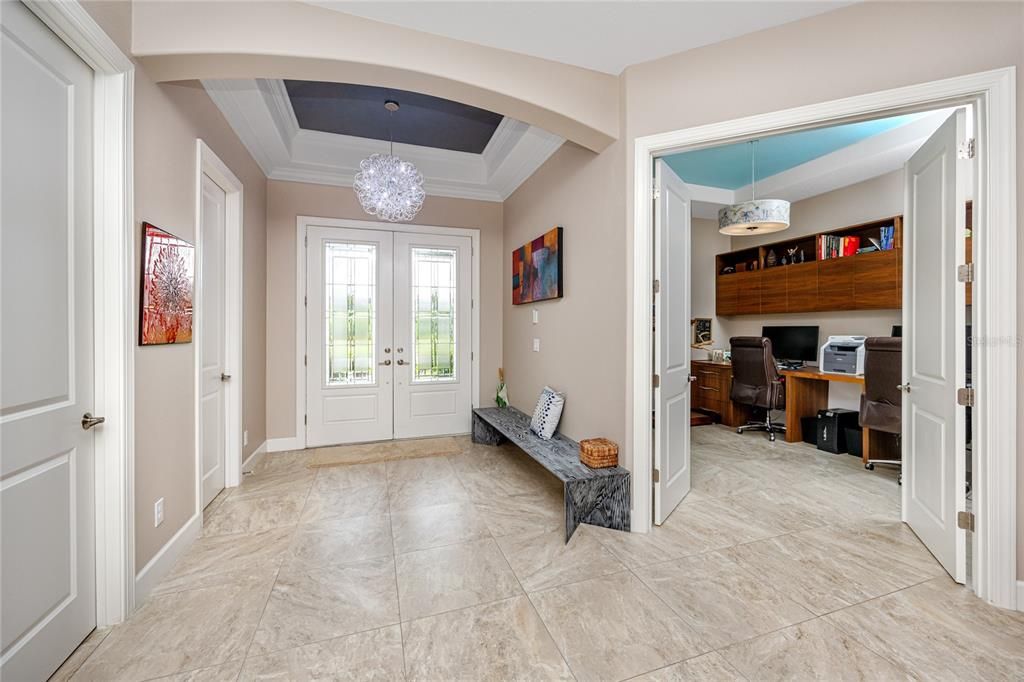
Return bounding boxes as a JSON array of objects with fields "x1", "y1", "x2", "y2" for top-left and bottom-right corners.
[{"x1": 715, "y1": 216, "x2": 902, "y2": 316}]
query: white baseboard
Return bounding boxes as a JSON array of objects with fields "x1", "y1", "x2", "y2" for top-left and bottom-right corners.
[
  {"x1": 134, "y1": 512, "x2": 202, "y2": 605},
  {"x1": 242, "y1": 440, "x2": 267, "y2": 472},
  {"x1": 266, "y1": 436, "x2": 304, "y2": 453},
  {"x1": 1016, "y1": 580, "x2": 1024, "y2": 612}
]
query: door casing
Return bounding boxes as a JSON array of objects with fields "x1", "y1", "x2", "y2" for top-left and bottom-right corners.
[
  {"x1": 630, "y1": 68, "x2": 1017, "y2": 611},
  {"x1": 291, "y1": 216, "x2": 482, "y2": 452}
]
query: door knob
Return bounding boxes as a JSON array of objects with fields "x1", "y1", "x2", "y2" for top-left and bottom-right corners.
[
  {"x1": 82, "y1": 413, "x2": 105, "y2": 430},
  {"x1": 688, "y1": 375, "x2": 697, "y2": 383},
  {"x1": 897, "y1": 383, "x2": 911, "y2": 393},
  {"x1": 384, "y1": 347, "x2": 391, "y2": 354},
  {"x1": 221, "y1": 373, "x2": 232, "y2": 382},
  {"x1": 396, "y1": 348, "x2": 404, "y2": 354},
  {"x1": 396, "y1": 359, "x2": 407, "y2": 365},
  {"x1": 379, "y1": 359, "x2": 392, "y2": 366}
]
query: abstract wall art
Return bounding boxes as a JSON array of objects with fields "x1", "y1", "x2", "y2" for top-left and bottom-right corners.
[
  {"x1": 512, "y1": 226, "x2": 563, "y2": 305},
  {"x1": 139, "y1": 222, "x2": 194, "y2": 345}
]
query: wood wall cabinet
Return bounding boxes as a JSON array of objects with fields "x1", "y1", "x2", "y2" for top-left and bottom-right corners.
[
  {"x1": 690, "y1": 360, "x2": 751, "y2": 428},
  {"x1": 715, "y1": 215, "x2": 903, "y2": 316}
]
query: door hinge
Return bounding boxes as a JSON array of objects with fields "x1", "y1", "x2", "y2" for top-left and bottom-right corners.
[
  {"x1": 304, "y1": 414, "x2": 308, "y2": 425},
  {"x1": 652, "y1": 468, "x2": 661, "y2": 483},
  {"x1": 652, "y1": 373, "x2": 661, "y2": 388},
  {"x1": 304, "y1": 295, "x2": 308, "y2": 307},
  {"x1": 958, "y1": 138, "x2": 976, "y2": 159},
  {"x1": 957, "y1": 262, "x2": 974, "y2": 283},
  {"x1": 957, "y1": 387, "x2": 974, "y2": 407},
  {"x1": 651, "y1": 409, "x2": 656, "y2": 429},
  {"x1": 652, "y1": 182, "x2": 661, "y2": 201},
  {"x1": 304, "y1": 354, "x2": 307, "y2": 367},
  {"x1": 304, "y1": 235, "x2": 308, "y2": 247},
  {"x1": 653, "y1": 279, "x2": 661, "y2": 294},
  {"x1": 957, "y1": 510, "x2": 975, "y2": 531}
]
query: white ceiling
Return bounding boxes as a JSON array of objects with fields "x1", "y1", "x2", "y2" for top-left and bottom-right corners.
[{"x1": 306, "y1": 1, "x2": 853, "y2": 75}]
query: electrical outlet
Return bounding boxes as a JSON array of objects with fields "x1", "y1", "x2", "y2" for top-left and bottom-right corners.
[
  {"x1": 154, "y1": 498, "x2": 164, "y2": 527},
  {"x1": 532, "y1": 309, "x2": 539, "y2": 324},
  {"x1": 533, "y1": 338, "x2": 540, "y2": 352},
  {"x1": 243, "y1": 430, "x2": 249, "y2": 447}
]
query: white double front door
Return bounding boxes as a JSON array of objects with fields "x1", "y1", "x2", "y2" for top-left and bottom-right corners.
[{"x1": 306, "y1": 226, "x2": 473, "y2": 446}]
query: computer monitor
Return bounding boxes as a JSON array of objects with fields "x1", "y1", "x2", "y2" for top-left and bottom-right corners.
[{"x1": 762, "y1": 325, "x2": 819, "y2": 364}]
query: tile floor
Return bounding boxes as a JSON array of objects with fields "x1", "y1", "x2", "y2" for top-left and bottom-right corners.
[{"x1": 56, "y1": 428, "x2": 1024, "y2": 681}]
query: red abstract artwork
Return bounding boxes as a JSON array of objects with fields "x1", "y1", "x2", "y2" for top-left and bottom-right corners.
[
  {"x1": 140, "y1": 222, "x2": 194, "y2": 345},
  {"x1": 512, "y1": 226, "x2": 563, "y2": 305}
]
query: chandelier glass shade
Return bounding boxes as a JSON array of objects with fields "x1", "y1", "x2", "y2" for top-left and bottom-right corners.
[
  {"x1": 354, "y1": 100, "x2": 425, "y2": 222},
  {"x1": 718, "y1": 140, "x2": 790, "y2": 236}
]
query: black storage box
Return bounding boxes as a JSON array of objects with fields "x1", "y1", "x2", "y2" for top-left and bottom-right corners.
[
  {"x1": 845, "y1": 427, "x2": 863, "y2": 458},
  {"x1": 800, "y1": 416, "x2": 819, "y2": 446},
  {"x1": 816, "y1": 408, "x2": 860, "y2": 454}
]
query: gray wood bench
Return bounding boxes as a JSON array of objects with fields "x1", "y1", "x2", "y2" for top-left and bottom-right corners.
[{"x1": 472, "y1": 407, "x2": 631, "y2": 542}]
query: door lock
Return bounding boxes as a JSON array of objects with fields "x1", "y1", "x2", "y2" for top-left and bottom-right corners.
[
  {"x1": 897, "y1": 383, "x2": 911, "y2": 393},
  {"x1": 82, "y1": 413, "x2": 105, "y2": 430},
  {"x1": 379, "y1": 359, "x2": 392, "y2": 366},
  {"x1": 396, "y1": 347, "x2": 404, "y2": 354},
  {"x1": 221, "y1": 373, "x2": 232, "y2": 382},
  {"x1": 396, "y1": 359, "x2": 407, "y2": 365},
  {"x1": 384, "y1": 347, "x2": 391, "y2": 354}
]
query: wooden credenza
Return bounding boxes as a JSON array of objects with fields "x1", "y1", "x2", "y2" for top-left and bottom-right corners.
[{"x1": 691, "y1": 360, "x2": 751, "y2": 428}]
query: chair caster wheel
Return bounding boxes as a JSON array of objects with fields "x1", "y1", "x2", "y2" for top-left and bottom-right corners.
[
  {"x1": 898, "y1": 473, "x2": 903, "y2": 486},
  {"x1": 769, "y1": 433, "x2": 776, "y2": 442},
  {"x1": 865, "y1": 463, "x2": 875, "y2": 470},
  {"x1": 736, "y1": 428, "x2": 742, "y2": 434}
]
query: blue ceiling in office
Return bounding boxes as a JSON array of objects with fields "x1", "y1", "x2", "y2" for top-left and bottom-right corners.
[
  {"x1": 663, "y1": 114, "x2": 921, "y2": 189},
  {"x1": 283, "y1": 81, "x2": 504, "y2": 154}
]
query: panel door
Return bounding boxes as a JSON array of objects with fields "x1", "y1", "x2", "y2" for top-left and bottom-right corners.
[
  {"x1": 653, "y1": 160, "x2": 692, "y2": 524},
  {"x1": 902, "y1": 108, "x2": 967, "y2": 582},
  {"x1": 1, "y1": 3, "x2": 97, "y2": 678},
  {"x1": 306, "y1": 227, "x2": 394, "y2": 446},
  {"x1": 393, "y1": 233, "x2": 473, "y2": 438},
  {"x1": 199, "y1": 174, "x2": 227, "y2": 507}
]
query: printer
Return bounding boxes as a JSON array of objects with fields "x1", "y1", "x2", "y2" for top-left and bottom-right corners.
[{"x1": 819, "y1": 335, "x2": 866, "y2": 375}]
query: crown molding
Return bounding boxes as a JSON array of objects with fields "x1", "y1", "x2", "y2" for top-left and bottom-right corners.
[{"x1": 203, "y1": 79, "x2": 563, "y2": 202}]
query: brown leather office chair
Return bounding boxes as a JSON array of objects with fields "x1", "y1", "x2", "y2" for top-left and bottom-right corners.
[
  {"x1": 729, "y1": 337, "x2": 786, "y2": 441},
  {"x1": 860, "y1": 336, "x2": 902, "y2": 480}
]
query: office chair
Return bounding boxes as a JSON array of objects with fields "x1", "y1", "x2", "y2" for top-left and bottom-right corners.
[
  {"x1": 860, "y1": 337, "x2": 902, "y2": 483},
  {"x1": 729, "y1": 337, "x2": 786, "y2": 442}
]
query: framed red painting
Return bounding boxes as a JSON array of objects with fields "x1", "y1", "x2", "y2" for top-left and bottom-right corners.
[{"x1": 139, "y1": 222, "x2": 194, "y2": 345}]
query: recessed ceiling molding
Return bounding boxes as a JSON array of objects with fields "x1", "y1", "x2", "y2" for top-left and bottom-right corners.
[{"x1": 203, "y1": 78, "x2": 563, "y2": 202}]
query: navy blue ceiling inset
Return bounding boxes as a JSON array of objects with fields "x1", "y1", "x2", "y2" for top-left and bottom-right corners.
[{"x1": 283, "y1": 81, "x2": 504, "y2": 154}]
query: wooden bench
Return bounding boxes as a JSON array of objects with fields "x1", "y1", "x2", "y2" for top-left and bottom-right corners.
[{"x1": 472, "y1": 407, "x2": 631, "y2": 542}]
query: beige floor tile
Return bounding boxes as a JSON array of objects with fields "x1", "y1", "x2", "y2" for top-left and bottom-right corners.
[
  {"x1": 719, "y1": 618, "x2": 913, "y2": 681},
  {"x1": 402, "y1": 595, "x2": 573, "y2": 681},
  {"x1": 237, "y1": 626, "x2": 404, "y2": 681},
  {"x1": 587, "y1": 520, "x2": 714, "y2": 569},
  {"x1": 825, "y1": 577, "x2": 1024, "y2": 680},
  {"x1": 496, "y1": 525, "x2": 625, "y2": 593},
  {"x1": 299, "y1": 483, "x2": 389, "y2": 524},
  {"x1": 312, "y1": 462, "x2": 387, "y2": 491},
  {"x1": 718, "y1": 487, "x2": 834, "y2": 534},
  {"x1": 202, "y1": 488, "x2": 233, "y2": 525},
  {"x1": 395, "y1": 537, "x2": 522, "y2": 621},
  {"x1": 627, "y1": 652, "x2": 745, "y2": 681},
  {"x1": 150, "y1": 659, "x2": 244, "y2": 681},
  {"x1": 474, "y1": 490, "x2": 564, "y2": 538},
  {"x1": 690, "y1": 460, "x2": 763, "y2": 498},
  {"x1": 50, "y1": 627, "x2": 111, "y2": 682},
  {"x1": 249, "y1": 450, "x2": 315, "y2": 476},
  {"x1": 634, "y1": 551, "x2": 814, "y2": 649},
  {"x1": 202, "y1": 488, "x2": 308, "y2": 537},
  {"x1": 157, "y1": 528, "x2": 293, "y2": 595},
  {"x1": 287, "y1": 514, "x2": 393, "y2": 567},
  {"x1": 530, "y1": 571, "x2": 709, "y2": 681},
  {"x1": 249, "y1": 557, "x2": 399, "y2": 656},
  {"x1": 385, "y1": 453, "x2": 457, "y2": 483},
  {"x1": 387, "y1": 472, "x2": 471, "y2": 511},
  {"x1": 230, "y1": 468, "x2": 316, "y2": 501},
  {"x1": 661, "y1": 495, "x2": 783, "y2": 549},
  {"x1": 390, "y1": 501, "x2": 491, "y2": 553},
  {"x1": 74, "y1": 576, "x2": 274, "y2": 680}
]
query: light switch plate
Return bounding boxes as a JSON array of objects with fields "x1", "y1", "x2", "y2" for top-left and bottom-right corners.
[
  {"x1": 154, "y1": 498, "x2": 164, "y2": 527},
  {"x1": 533, "y1": 338, "x2": 540, "y2": 352},
  {"x1": 532, "y1": 309, "x2": 539, "y2": 324},
  {"x1": 243, "y1": 430, "x2": 249, "y2": 447}
]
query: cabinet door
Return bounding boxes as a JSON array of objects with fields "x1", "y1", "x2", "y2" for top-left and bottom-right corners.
[
  {"x1": 816, "y1": 257, "x2": 856, "y2": 311},
  {"x1": 786, "y1": 261, "x2": 818, "y2": 313},
  {"x1": 854, "y1": 249, "x2": 901, "y2": 309},
  {"x1": 716, "y1": 275, "x2": 739, "y2": 315},
  {"x1": 760, "y1": 268, "x2": 787, "y2": 314},
  {"x1": 734, "y1": 271, "x2": 762, "y2": 315}
]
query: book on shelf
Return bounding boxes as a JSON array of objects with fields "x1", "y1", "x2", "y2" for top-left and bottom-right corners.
[{"x1": 816, "y1": 234, "x2": 861, "y2": 260}]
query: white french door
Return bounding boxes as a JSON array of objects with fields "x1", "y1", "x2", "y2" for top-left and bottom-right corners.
[
  {"x1": 199, "y1": 174, "x2": 227, "y2": 507},
  {"x1": 305, "y1": 226, "x2": 472, "y2": 446},
  {"x1": 1, "y1": 2, "x2": 97, "y2": 678},
  {"x1": 902, "y1": 108, "x2": 968, "y2": 582}
]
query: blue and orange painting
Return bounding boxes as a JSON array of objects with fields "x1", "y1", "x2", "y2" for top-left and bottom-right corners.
[{"x1": 512, "y1": 226, "x2": 563, "y2": 305}]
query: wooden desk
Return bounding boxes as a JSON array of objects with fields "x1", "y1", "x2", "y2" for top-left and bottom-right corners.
[
  {"x1": 690, "y1": 360, "x2": 751, "y2": 428},
  {"x1": 779, "y1": 367, "x2": 893, "y2": 466}
]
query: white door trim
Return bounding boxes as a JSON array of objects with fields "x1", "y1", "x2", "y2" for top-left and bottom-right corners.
[
  {"x1": 630, "y1": 67, "x2": 1016, "y2": 610},
  {"x1": 287, "y1": 215, "x2": 481, "y2": 452},
  {"x1": 22, "y1": 0, "x2": 136, "y2": 625},
  {"x1": 194, "y1": 140, "x2": 245, "y2": 513}
]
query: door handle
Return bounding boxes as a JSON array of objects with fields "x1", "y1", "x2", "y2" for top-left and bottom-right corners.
[
  {"x1": 688, "y1": 375, "x2": 697, "y2": 382},
  {"x1": 396, "y1": 348, "x2": 404, "y2": 354},
  {"x1": 379, "y1": 359, "x2": 392, "y2": 366},
  {"x1": 897, "y1": 383, "x2": 911, "y2": 393},
  {"x1": 82, "y1": 413, "x2": 105, "y2": 430},
  {"x1": 396, "y1": 359, "x2": 407, "y2": 365},
  {"x1": 221, "y1": 373, "x2": 232, "y2": 382}
]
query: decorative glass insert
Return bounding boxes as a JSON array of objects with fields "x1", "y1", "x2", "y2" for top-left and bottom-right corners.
[
  {"x1": 324, "y1": 242, "x2": 376, "y2": 385},
  {"x1": 411, "y1": 247, "x2": 457, "y2": 382}
]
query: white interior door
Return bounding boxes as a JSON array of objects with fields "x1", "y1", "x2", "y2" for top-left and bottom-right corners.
[
  {"x1": 199, "y1": 174, "x2": 227, "y2": 507},
  {"x1": 393, "y1": 233, "x2": 472, "y2": 439},
  {"x1": 653, "y1": 160, "x2": 693, "y2": 524},
  {"x1": 0, "y1": 3, "x2": 97, "y2": 678},
  {"x1": 306, "y1": 226, "x2": 394, "y2": 445},
  {"x1": 902, "y1": 108, "x2": 967, "y2": 582}
]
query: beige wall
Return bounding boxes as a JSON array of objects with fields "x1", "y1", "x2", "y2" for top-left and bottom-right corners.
[
  {"x1": 88, "y1": 0, "x2": 268, "y2": 570},
  {"x1": 690, "y1": 217, "x2": 734, "y2": 362},
  {"x1": 265, "y1": 181, "x2": 503, "y2": 441},
  {"x1": 502, "y1": 142, "x2": 627, "y2": 447}
]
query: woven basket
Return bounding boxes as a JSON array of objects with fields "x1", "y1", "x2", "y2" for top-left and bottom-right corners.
[{"x1": 579, "y1": 438, "x2": 619, "y2": 469}]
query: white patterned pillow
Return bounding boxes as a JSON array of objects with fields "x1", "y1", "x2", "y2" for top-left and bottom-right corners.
[{"x1": 530, "y1": 386, "x2": 565, "y2": 440}]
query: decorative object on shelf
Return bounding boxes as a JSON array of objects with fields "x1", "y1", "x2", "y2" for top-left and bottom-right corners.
[
  {"x1": 692, "y1": 318, "x2": 712, "y2": 347},
  {"x1": 353, "y1": 100, "x2": 425, "y2": 222},
  {"x1": 140, "y1": 222, "x2": 194, "y2": 345},
  {"x1": 530, "y1": 385, "x2": 565, "y2": 440},
  {"x1": 719, "y1": 140, "x2": 790, "y2": 235},
  {"x1": 721, "y1": 265, "x2": 735, "y2": 274},
  {"x1": 766, "y1": 249, "x2": 777, "y2": 267},
  {"x1": 512, "y1": 226, "x2": 563, "y2": 304},
  {"x1": 710, "y1": 348, "x2": 726, "y2": 362},
  {"x1": 495, "y1": 368, "x2": 508, "y2": 408},
  {"x1": 787, "y1": 247, "x2": 799, "y2": 264},
  {"x1": 579, "y1": 438, "x2": 619, "y2": 468}
]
